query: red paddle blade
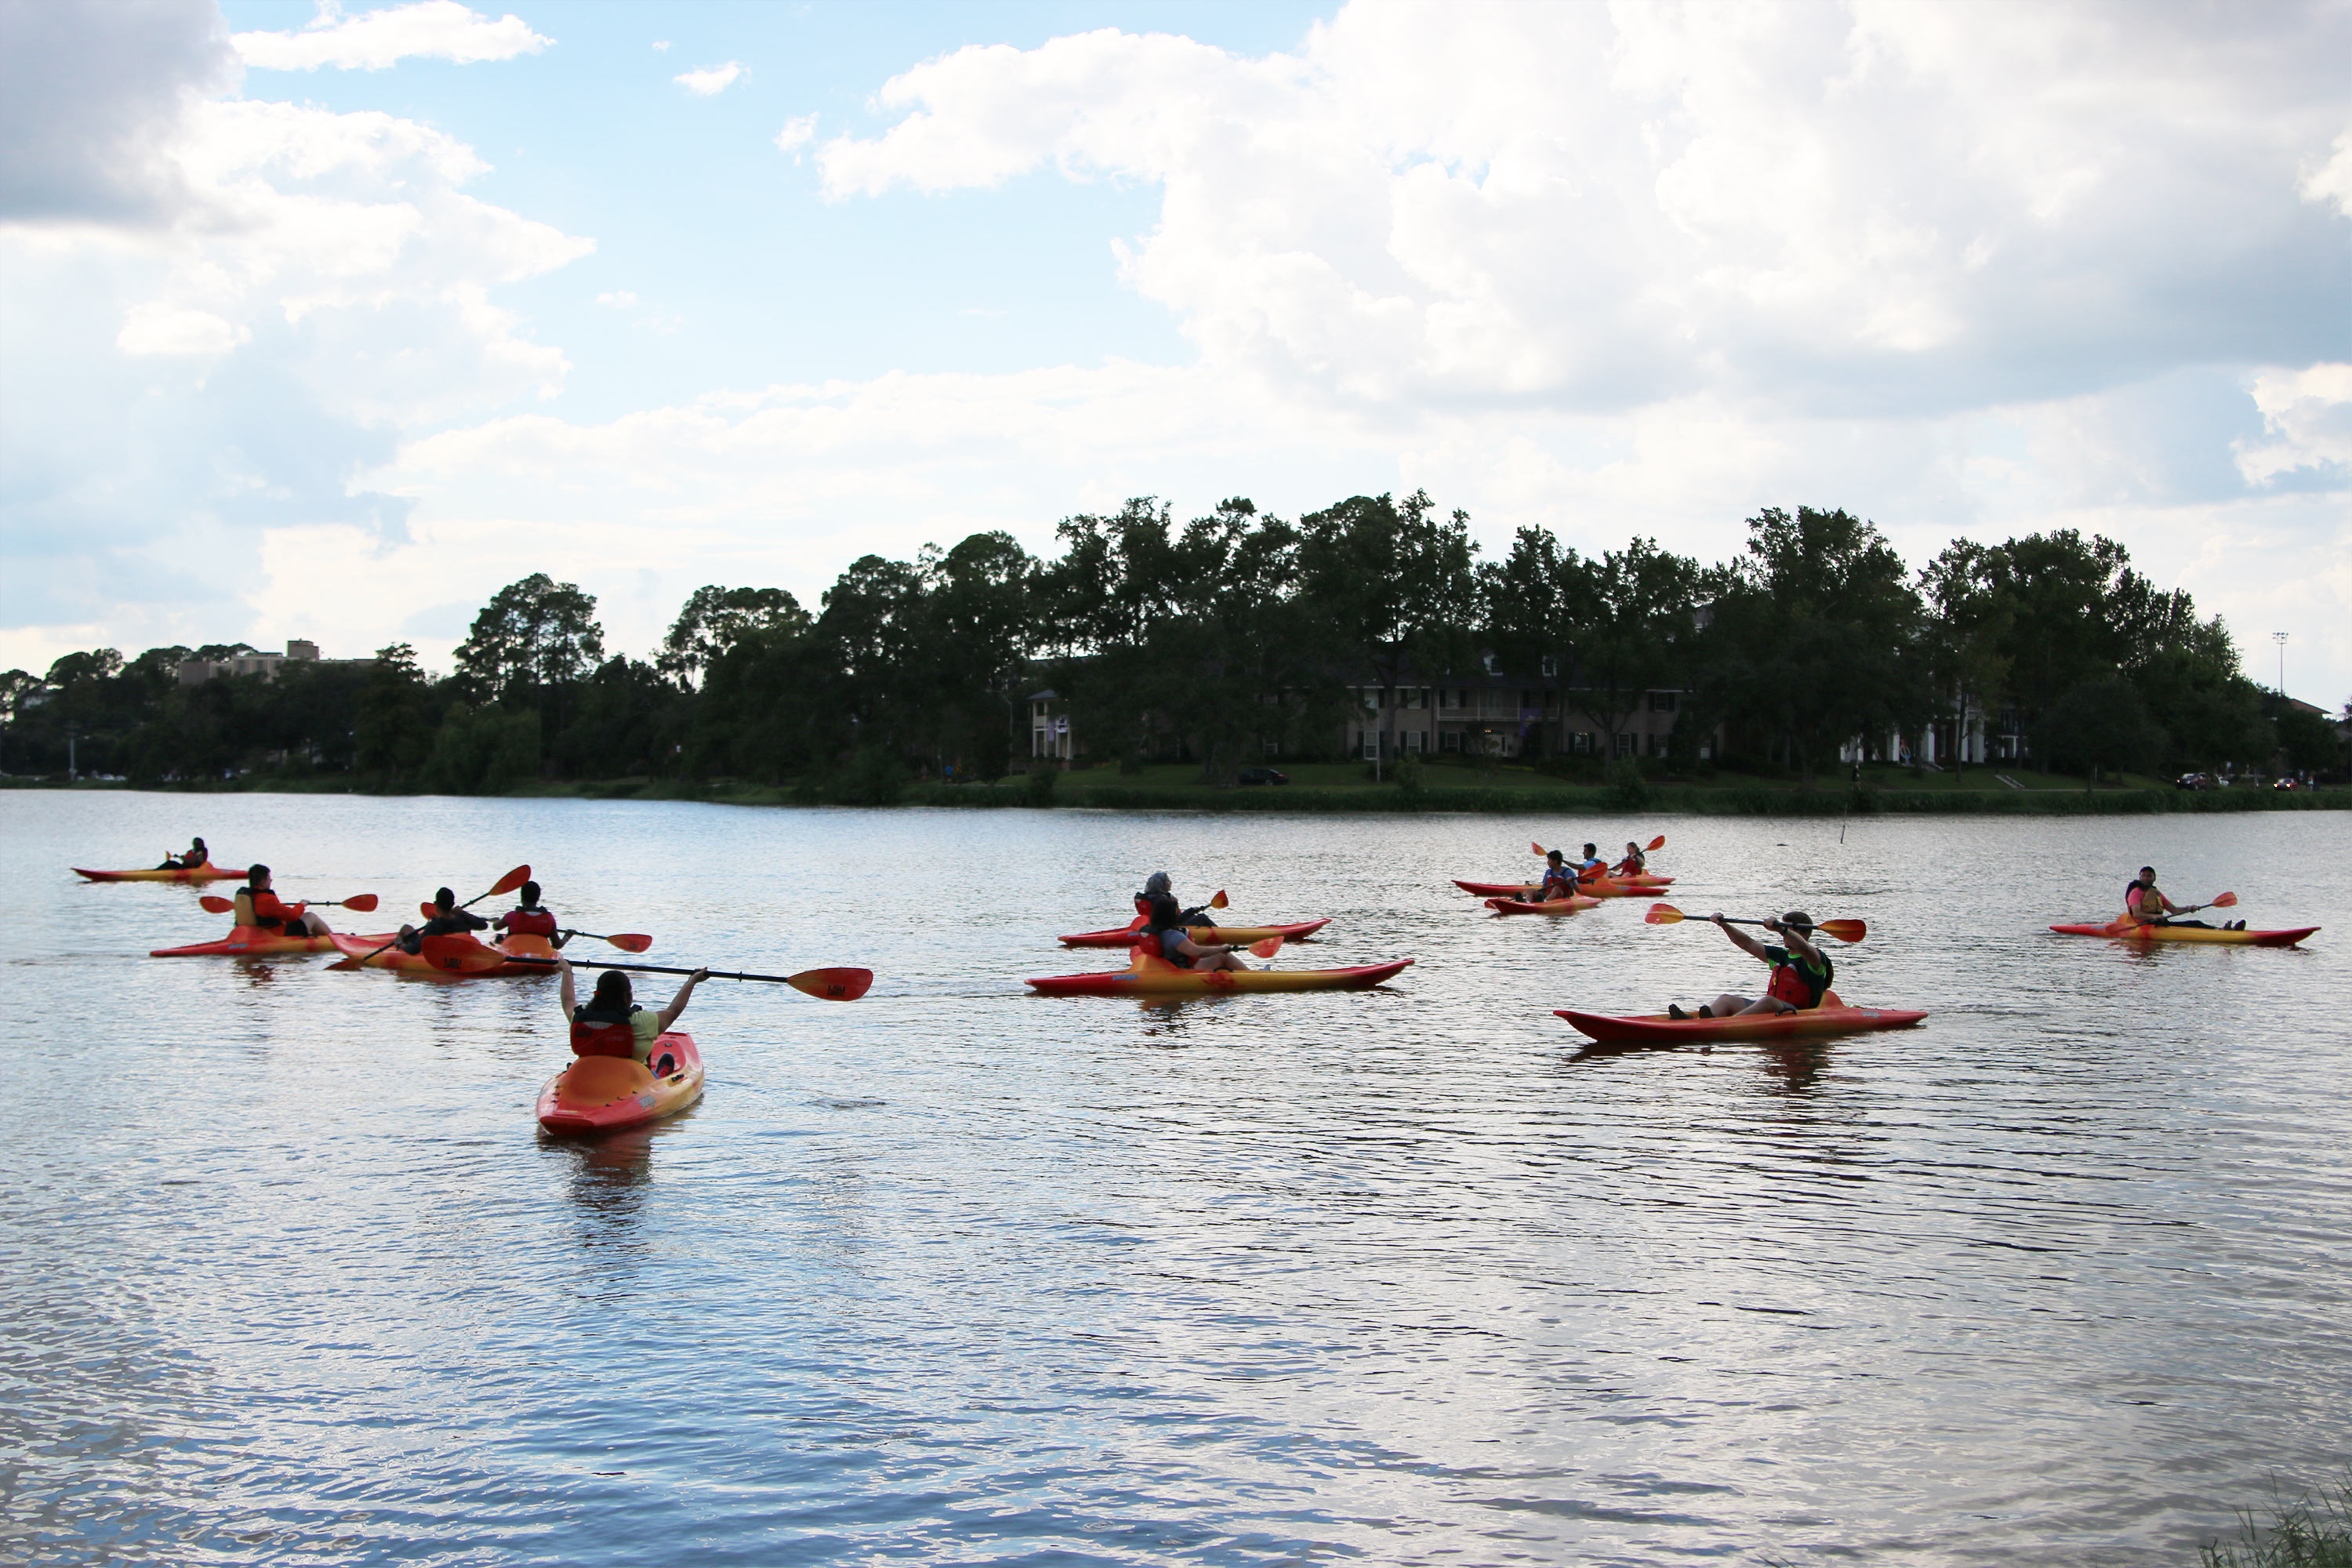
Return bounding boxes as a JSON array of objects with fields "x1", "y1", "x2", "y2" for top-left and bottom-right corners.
[
  {"x1": 419, "y1": 902, "x2": 437, "y2": 918},
  {"x1": 200, "y1": 895, "x2": 234, "y2": 913},
  {"x1": 1210, "y1": 889, "x2": 1229, "y2": 909},
  {"x1": 1530, "y1": 840, "x2": 1545, "y2": 855},
  {"x1": 1248, "y1": 935, "x2": 1283, "y2": 958},
  {"x1": 789, "y1": 967, "x2": 872, "y2": 1001},
  {"x1": 607, "y1": 933, "x2": 653, "y2": 953},
  {"x1": 1644, "y1": 903, "x2": 1685, "y2": 924},
  {"x1": 489, "y1": 864, "x2": 532, "y2": 897},
  {"x1": 2210, "y1": 891, "x2": 2239, "y2": 908},
  {"x1": 1817, "y1": 919, "x2": 1867, "y2": 943},
  {"x1": 342, "y1": 894, "x2": 379, "y2": 913},
  {"x1": 1646, "y1": 835, "x2": 1666, "y2": 851}
]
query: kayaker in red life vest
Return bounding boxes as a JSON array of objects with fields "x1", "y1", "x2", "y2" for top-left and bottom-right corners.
[
  {"x1": 495, "y1": 880, "x2": 568, "y2": 946},
  {"x1": 1524, "y1": 849, "x2": 1579, "y2": 901},
  {"x1": 233, "y1": 865, "x2": 334, "y2": 936},
  {"x1": 557, "y1": 953, "x2": 706, "y2": 1069},
  {"x1": 395, "y1": 886, "x2": 491, "y2": 955},
  {"x1": 1667, "y1": 912, "x2": 1831, "y2": 1020},
  {"x1": 2125, "y1": 866, "x2": 2243, "y2": 931},
  {"x1": 1612, "y1": 841, "x2": 1646, "y2": 877},
  {"x1": 159, "y1": 837, "x2": 209, "y2": 870},
  {"x1": 1141, "y1": 892, "x2": 1250, "y2": 972}
]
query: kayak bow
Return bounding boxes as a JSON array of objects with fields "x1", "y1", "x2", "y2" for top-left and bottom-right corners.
[
  {"x1": 535, "y1": 1032, "x2": 704, "y2": 1134},
  {"x1": 2049, "y1": 921, "x2": 2318, "y2": 948}
]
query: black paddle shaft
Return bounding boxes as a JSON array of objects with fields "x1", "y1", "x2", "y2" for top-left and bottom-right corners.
[{"x1": 505, "y1": 956, "x2": 799, "y2": 985}]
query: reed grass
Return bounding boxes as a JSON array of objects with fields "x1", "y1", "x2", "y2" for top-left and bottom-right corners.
[{"x1": 2202, "y1": 1475, "x2": 2352, "y2": 1568}]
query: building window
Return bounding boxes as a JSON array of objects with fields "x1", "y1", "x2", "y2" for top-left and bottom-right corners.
[
  {"x1": 1441, "y1": 731, "x2": 1462, "y2": 753},
  {"x1": 1615, "y1": 732, "x2": 1635, "y2": 757},
  {"x1": 1439, "y1": 688, "x2": 1462, "y2": 710},
  {"x1": 1570, "y1": 731, "x2": 1593, "y2": 756},
  {"x1": 1406, "y1": 730, "x2": 1425, "y2": 752},
  {"x1": 1403, "y1": 688, "x2": 1426, "y2": 710},
  {"x1": 1648, "y1": 731, "x2": 1668, "y2": 757},
  {"x1": 1541, "y1": 656, "x2": 1558, "y2": 677},
  {"x1": 1649, "y1": 691, "x2": 1678, "y2": 712}
]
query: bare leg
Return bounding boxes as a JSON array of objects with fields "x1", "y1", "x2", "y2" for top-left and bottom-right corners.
[{"x1": 299, "y1": 910, "x2": 335, "y2": 936}]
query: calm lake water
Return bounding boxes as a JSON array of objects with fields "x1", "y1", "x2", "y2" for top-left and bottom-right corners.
[{"x1": 4, "y1": 789, "x2": 2347, "y2": 1566}]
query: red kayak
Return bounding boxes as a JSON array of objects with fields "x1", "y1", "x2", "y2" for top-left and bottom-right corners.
[
  {"x1": 535, "y1": 1032, "x2": 704, "y2": 1134},
  {"x1": 328, "y1": 931, "x2": 562, "y2": 976},
  {"x1": 1556, "y1": 990, "x2": 1926, "y2": 1045},
  {"x1": 1059, "y1": 916, "x2": 1330, "y2": 948},
  {"x1": 1028, "y1": 949, "x2": 1413, "y2": 996},
  {"x1": 1486, "y1": 895, "x2": 1601, "y2": 914},
  {"x1": 153, "y1": 924, "x2": 394, "y2": 958},
  {"x1": 2049, "y1": 921, "x2": 2318, "y2": 948},
  {"x1": 77, "y1": 863, "x2": 249, "y2": 884},
  {"x1": 1454, "y1": 877, "x2": 1671, "y2": 898}
]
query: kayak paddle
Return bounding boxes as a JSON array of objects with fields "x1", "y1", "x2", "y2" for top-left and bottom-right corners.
[
  {"x1": 1534, "y1": 834, "x2": 1664, "y2": 857},
  {"x1": 2110, "y1": 891, "x2": 2237, "y2": 931},
  {"x1": 507, "y1": 956, "x2": 873, "y2": 1000},
  {"x1": 201, "y1": 892, "x2": 379, "y2": 914},
  {"x1": 1644, "y1": 903, "x2": 1867, "y2": 944},
  {"x1": 562, "y1": 928, "x2": 655, "y2": 953},
  {"x1": 350, "y1": 866, "x2": 533, "y2": 966},
  {"x1": 1210, "y1": 890, "x2": 1229, "y2": 909}
]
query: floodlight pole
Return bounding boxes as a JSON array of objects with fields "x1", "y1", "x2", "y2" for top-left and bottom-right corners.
[{"x1": 2273, "y1": 631, "x2": 2288, "y2": 695}]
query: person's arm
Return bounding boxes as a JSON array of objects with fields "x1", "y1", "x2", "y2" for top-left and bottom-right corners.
[
  {"x1": 461, "y1": 909, "x2": 490, "y2": 932},
  {"x1": 1174, "y1": 935, "x2": 1227, "y2": 960},
  {"x1": 1712, "y1": 914, "x2": 1768, "y2": 960},
  {"x1": 551, "y1": 927, "x2": 573, "y2": 949},
  {"x1": 1772, "y1": 921, "x2": 1825, "y2": 967},
  {"x1": 556, "y1": 954, "x2": 578, "y2": 1022},
  {"x1": 655, "y1": 969, "x2": 708, "y2": 1030}
]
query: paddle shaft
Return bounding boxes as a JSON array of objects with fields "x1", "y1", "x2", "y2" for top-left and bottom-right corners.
[{"x1": 509, "y1": 956, "x2": 802, "y2": 985}]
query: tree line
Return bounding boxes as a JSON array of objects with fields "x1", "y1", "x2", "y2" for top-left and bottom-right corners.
[{"x1": 3, "y1": 495, "x2": 2339, "y2": 792}]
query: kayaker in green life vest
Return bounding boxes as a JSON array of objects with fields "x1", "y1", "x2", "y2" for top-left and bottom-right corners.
[
  {"x1": 395, "y1": 886, "x2": 491, "y2": 954},
  {"x1": 1668, "y1": 912, "x2": 1831, "y2": 1019},
  {"x1": 557, "y1": 953, "x2": 706, "y2": 1069}
]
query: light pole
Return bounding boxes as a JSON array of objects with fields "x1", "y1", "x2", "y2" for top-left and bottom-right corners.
[{"x1": 2273, "y1": 631, "x2": 2288, "y2": 695}]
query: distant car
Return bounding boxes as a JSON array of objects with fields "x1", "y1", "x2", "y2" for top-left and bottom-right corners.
[
  {"x1": 2175, "y1": 772, "x2": 2212, "y2": 790},
  {"x1": 2274, "y1": 777, "x2": 2302, "y2": 790},
  {"x1": 1237, "y1": 767, "x2": 1289, "y2": 786}
]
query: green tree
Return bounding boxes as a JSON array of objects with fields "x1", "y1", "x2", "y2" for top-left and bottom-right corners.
[
  {"x1": 1918, "y1": 540, "x2": 2014, "y2": 779},
  {"x1": 1562, "y1": 538, "x2": 1702, "y2": 764},
  {"x1": 659, "y1": 586, "x2": 812, "y2": 688},
  {"x1": 2042, "y1": 675, "x2": 2166, "y2": 783},
  {"x1": 356, "y1": 644, "x2": 434, "y2": 779},
  {"x1": 453, "y1": 574, "x2": 604, "y2": 774}
]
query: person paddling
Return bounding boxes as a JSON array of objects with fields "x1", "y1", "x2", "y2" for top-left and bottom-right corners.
[
  {"x1": 496, "y1": 880, "x2": 570, "y2": 948},
  {"x1": 1668, "y1": 912, "x2": 1831, "y2": 1019},
  {"x1": 160, "y1": 836, "x2": 209, "y2": 870},
  {"x1": 233, "y1": 865, "x2": 333, "y2": 937},
  {"x1": 2124, "y1": 866, "x2": 2243, "y2": 931},
  {"x1": 1576, "y1": 843, "x2": 1609, "y2": 880},
  {"x1": 396, "y1": 886, "x2": 491, "y2": 954},
  {"x1": 1525, "y1": 849, "x2": 1580, "y2": 902},
  {"x1": 1141, "y1": 892, "x2": 1250, "y2": 973},
  {"x1": 557, "y1": 953, "x2": 706, "y2": 1076},
  {"x1": 1612, "y1": 840, "x2": 1647, "y2": 877},
  {"x1": 1137, "y1": 870, "x2": 1221, "y2": 927}
]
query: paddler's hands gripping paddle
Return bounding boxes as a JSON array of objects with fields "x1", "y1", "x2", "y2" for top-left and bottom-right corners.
[
  {"x1": 1644, "y1": 903, "x2": 1867, "y2": 944},
  {"x1": 510, "y1": 956, "x2": 873, "y2": 1000},
  {"x1": 201, "y1": 893, "x2": 379, "y2": 914},
  {"x1": 344, "y1": 865, "x2": 531, "y2": 967}
]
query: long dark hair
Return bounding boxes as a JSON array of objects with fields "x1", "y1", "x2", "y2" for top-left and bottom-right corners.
[
  {"x1": 588, "y1": 971, "x2": 634, "y2": 1013},
  {"x1": 1144, "y1": 893, "x2": 1185, "y2": 934}
]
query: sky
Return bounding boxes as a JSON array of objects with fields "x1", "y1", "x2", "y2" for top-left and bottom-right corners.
[{"x1": 2, "y1": 0, "x2": 2347, "y2": 702}]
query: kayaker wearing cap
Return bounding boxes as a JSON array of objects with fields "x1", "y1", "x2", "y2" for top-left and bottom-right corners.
[
  {"x1": 159, "y1": 836, "x2": 209, "y2": 870},
  {"x1": 1525, "y1": 849, "x2": 1579, "y2": 901},
  {"x1": 396, "y1": 886, "x2": 491, "y2": 955},
  {"x1": 1667, "y1": 913, "x2": 1831, "y2": 1019},
  {"x1": 557, "y1": 953, "x2": 706, "y2": 1073},
  {"x1": 496, "y1": 880, "x2": 569, "y2": 947},
  {"x1": 1141, "y1": 892, "x2": 1250, "y2": 973},
  {"x1": 233, "y1": 866, "x2": 333, "y2": 936},
  {"x1": 1612, "y1": 841, "x2": 1647, "y2": 877}
]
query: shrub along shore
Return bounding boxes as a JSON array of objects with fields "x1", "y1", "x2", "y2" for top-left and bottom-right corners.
[{"x1": 12, "y1": 772, "x2": 2346, "y2": 815}]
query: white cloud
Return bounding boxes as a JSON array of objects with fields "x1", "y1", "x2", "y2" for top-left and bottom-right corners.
[
  {"x1": 653, "y1": 40, "x2": 670, "y2": 53},
  {"x1": 234, "y1": 2, "x2": 550, "y2": 72},
  {"x1": 675, "y1": 61, "x2": 744, "y2": 96},
  {"x1": 117, "y1": 302, "x2": 247, "y2": 357},
  {"x1": 818, "y1": 3, "x2": 2350, "y2": 419},
  {"x1": 595, "y1": 289, "x2": 638, "y2": 308},
  {"x1": 2237, "y1": 363, "x2": 2352, "y2": 488},
  {"x1": 774, "y1": 114, "x2": 818, "y2": 157}
]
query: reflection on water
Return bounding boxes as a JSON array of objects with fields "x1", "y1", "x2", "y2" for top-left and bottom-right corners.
[{"x1": 3, "y1": 789, "x2": 2347, "y2": 1566}]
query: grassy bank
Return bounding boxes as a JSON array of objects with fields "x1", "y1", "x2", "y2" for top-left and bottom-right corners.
[{"x1": 9, "y1": 769, "x2": 2345, "y2": 815}]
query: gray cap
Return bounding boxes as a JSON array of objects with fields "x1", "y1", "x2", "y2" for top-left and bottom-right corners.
[{"x1": 1144, "y1": 871, "x2": 1171, "y2": 895}]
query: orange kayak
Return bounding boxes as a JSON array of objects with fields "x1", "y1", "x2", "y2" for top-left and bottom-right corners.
[
  {"x1": 1028, "y1": 947, "x2": 1412, "y2": 996},
  {"x1": 1059, "y1": 916, "x2": 1331, "y2": 948},
  {"x1": 328, "y1": 931, "x2": 563, "y2": 976},
  {"x1": 2049, "y1": 921, "x2": 2318, "y2": 948},
  {"x1": 153, "y1": 924, "x2": 394, "y2": 958},
  {"x1": 535, "y1": 1033, "x2": 704, "y2": 1134},
  {"x1": 78, "y1": 862, "x2": 249, "y2": 884},
  {"x1": 1557, "y1": 990, "x2": 1926, "y2": 1044},
  {"x1": 1454, "y1": 877, "x2": 1670, "y2": 898},
  {"x1": 1486, "y1": 895, "x2": 1601, "y2": 914}
]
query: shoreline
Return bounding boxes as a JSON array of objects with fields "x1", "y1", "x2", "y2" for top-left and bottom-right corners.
[{"x1": 9, "y1": 775, "x2": 2347, "y2": 815}]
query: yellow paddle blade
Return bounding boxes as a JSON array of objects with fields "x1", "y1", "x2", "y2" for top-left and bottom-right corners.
[
  {"x1": 1210, "y1": 890, "x2": 1229, "y2": 909},
  {"x1": 1645, "y1": 903, "x2": 1686, "y2": 925}
]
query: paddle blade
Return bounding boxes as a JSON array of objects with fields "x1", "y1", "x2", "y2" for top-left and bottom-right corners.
[
  {"x1": 419, "y1": 902, "x2": 437, "y2": 918},
  {"x1": 200, "y1": 895, "x2": 234, "y2": 913},
  {"x1": 1646, "y1": 835, "x2": 1666, "y2": 851},
  {"x1": 604, "y1": 933, "x2": 653, "y2": 953},
  {"x1": 1531, "y1": 840, "x2": 1546, "y2": 855},
  {"x1": 1210, "y1": 890, "x2": 1229, "y2": 909},
  {"x1": 789, "y1": 967, "x2": 872, "y2": 1001},
  {"x1": 2209, "y1": 891, "x2": 2238, "y2": 909},
  {"x1": 1817, "y1": 919, "x2": 1867, "y2": 944},
  {"x1": 489, "y1": 864, "x2": 532, "y2": 897},
  {"x1": 1248, "y1": 935, "x2": 1283, "y2": 958},
  {"x1": 1644, "y1": 902, "x2": 1686, "y2": 925},
  {"x1": 341, "y1": 894, "x2": 379, "y2": 913}
]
